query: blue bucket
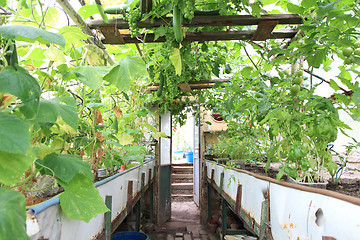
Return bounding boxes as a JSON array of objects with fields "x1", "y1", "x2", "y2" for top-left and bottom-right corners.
[
  {"x1": 111, "y1": 232, "x2": 150, "y2": 240},
  {"x1": 186, "y1": 151, "x2": 194, "y2": 163}
]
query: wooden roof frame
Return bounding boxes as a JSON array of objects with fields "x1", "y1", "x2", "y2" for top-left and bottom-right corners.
[
  {"x1": 148, "y1": 79, "x2": 230, "y2": 92},
  {"x1": 87, "y1": 14, "x2": 303, "y2": 45}
]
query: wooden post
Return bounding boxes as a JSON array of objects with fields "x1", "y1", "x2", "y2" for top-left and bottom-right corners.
[
  {"x1": 105, "y1": 195, "x2": 112, "y2": 240},
  {"x1": 259, "y1": 199, "x2": 269, "y2": 240},
  {"x1": 221, "y1": 197, "x2": 227, "y2": 240}
]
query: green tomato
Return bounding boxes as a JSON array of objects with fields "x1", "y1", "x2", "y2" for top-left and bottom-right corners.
[
  {"x1": 344, "y1": 56, "x2": 354, "y2": 65},
  {"x1": 342, "y1": 47, "x2": 353, "y2": 57},
  {"x1": 354, "y1": 49, "x2": 360, "y2": 56},
  {"x1": 290, "y1": 85, "x2": 300, "y2": 96},
  {"x1": 295, "y1": 70, "x2": 303, "y2": 77},
  {"x1": 293, "y1": 77, "x2": 303, "y2": 85},
  {"x1": 355, "y1": 41, "x2": 360, "y2": 49}
]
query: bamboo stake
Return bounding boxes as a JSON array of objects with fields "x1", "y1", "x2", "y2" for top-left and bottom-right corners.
[{"x1": 56, "y1": 0, "x2": 115, "y2": 65}]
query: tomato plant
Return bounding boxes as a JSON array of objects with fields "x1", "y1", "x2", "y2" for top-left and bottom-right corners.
[{"x1": 0, "y1": 0, "x2": 360, "y2": 238}]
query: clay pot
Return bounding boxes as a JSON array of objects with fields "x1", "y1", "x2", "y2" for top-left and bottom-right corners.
[{"x1": 208, "y1": 220, "x2": 217, "y2": 233}]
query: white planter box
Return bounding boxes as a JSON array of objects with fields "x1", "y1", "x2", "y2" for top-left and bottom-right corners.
[
  {"x1": 27, "y1": 160, "x2": 155, "y2": 240},
  {"x1": 205, "y1": 160, "x2": 360, "y2": 240}
]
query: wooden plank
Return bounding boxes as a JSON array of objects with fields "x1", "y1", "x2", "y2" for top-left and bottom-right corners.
[
  {"x1": 102, "y1": 29, "x2": 298, "y2": 44},
  {"x1": 99, "y1": 26, "x2": 125, "y2": 44},
  {"x1": 252, "y1": 20, "x2": 279, "y2": 41},
  {"x1": 88, "y1": 14, "x2": 302, "y2": 29},
  {"x1": 178, "y1": 83, "x2": 192, "y2": 92},
  {"x1": 148, "y1": 79, "x2": 230, "y2": 91}
]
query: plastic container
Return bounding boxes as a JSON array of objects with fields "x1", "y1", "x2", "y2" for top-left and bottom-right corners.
[
  {"x1": 174, "y1": 150, "x2": 184, "y2": 160},
  {"x1": 111, "y1": 231, "x2": 150, "y2": 240},
  {"x1": 186, "y1": 151, "x2": 194, "y2": 163}
]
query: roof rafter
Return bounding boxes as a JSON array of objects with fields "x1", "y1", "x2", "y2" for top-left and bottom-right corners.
[{"x1": 88, "y1": 14, "x2": 302, "y2": 45}]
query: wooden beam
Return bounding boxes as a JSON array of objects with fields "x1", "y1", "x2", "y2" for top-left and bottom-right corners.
[
  {"x1": 88, "y1": 14, "x2": 302, "y2": 29},
  {"x1": 178, "y1": 83, "x2": 192, "y2": 92},
  {"x1": 148, "y1": 79, "x2": 230, "y2": 91},
  {"x1": 99, "y1": 27, "x2": 125, "y2": 44},
  {"x1": 101, "y1": 29, "x2": 299, "y2": 44},
  {"x1": 252, "y1": 20, "x2": 279, "y2": 41}
]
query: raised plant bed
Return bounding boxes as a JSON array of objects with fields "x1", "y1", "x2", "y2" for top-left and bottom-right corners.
[
  {"x1": 26, "y1": 160, "x2": 155, "y2": 240},
  {"x1": 205, "y1": 160, "x2": 360, "y2": 240}
]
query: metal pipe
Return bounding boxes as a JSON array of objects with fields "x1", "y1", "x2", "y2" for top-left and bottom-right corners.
[{"x1": 55, "y1": 0, "x2": 115, "y2": 65}]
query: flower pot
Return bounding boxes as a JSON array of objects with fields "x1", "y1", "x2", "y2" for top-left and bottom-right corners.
[
  {"x1": 211, "y1": 112, "x2": 224, "y2": 122},
  {"x1": 111, "y1": 231, "x2": 150, "y2": 240},
  {"x1": 118, "y1": 165, "x2": 125, "y2": 173},
  {"x1": 214, "y1": 158, "x2": 229, "y2": 164},
  {"x1": 208, "y1": 220, "x2": 217, "y2": 233},
  {"x1": 286, "y1": 176, "x2": 328, "y2": 189},
  {"x1": 186, "y1": 151, "x2": 193, "y2": 163},
  {"x1": 98, "y1": 168, "x2": 107, "y2": 178}
]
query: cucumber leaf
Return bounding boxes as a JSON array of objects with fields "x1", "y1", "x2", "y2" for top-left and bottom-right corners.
[
  {"x1": 59, "y1": 174, "x2": 109, "y2": 223},
  {"x1": 0, "y1": 25, "x2": 65, "y2": 47},
  {"x1": 0, "y1": 188, "x2": 28, "y2": 240},
  {"x1": 0, "y1": 66, "x2": 41, "y2": 119},
  {"x1": 38, "y1": 153, "x2": 93, "y2": 183}
]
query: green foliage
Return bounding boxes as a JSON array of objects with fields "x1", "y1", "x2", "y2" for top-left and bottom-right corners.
[
  {"x1": 59, "y1": 174, "x2": 109, "y2": 223},
  {"x1": 0, "y1": 188, "x2": 28, "y2": 240},
  {"x1": 0, "y1": 150, "x2": 33, "y2": 186},
  {"x1": 0, "y1": 25, "x2": 65, "y2": 47},
  {"x1": 104, "y1": 55, "x2": 147, "y2": 91},
  {"x1": 0, "y1": 112, "x2": 30, "y2": 154},
  {"x1": 0, "y1": 66, "x2": 40, "y2": 119},
  {"x1": 38, "y1": 153, "x2": 93, "y2": 183},
  {"x1": 36, "y1": 98, "x2": 78, "y2": 130}
]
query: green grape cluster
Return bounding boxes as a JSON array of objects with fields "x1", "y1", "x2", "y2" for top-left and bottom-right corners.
[
  {"x1": 126, "y1": 8, "x2": 141, "y2": 37},
  {"x1": 183, "y1": 0, "x2": 195, "y2": 20}
]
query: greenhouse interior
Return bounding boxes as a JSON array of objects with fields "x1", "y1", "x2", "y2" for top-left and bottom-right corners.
[{"x1": 0, "y1": 0, "x2": 359, "y2": 240}]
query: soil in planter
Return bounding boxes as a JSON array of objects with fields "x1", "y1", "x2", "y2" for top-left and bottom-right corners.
[
  {"x1": 326, "y1": 180, "x2": 360, "y2": 198},
  {"x1": 241, "y1": 164, "x2": 286, "y2": 180},
  {"x1": 229, "y1": 163, "x2": 360, "y2": 199}
]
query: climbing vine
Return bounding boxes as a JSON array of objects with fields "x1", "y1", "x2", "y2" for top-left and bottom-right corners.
[{"x1": 0, "y1": 0, "x2": 360, "y2": 239}]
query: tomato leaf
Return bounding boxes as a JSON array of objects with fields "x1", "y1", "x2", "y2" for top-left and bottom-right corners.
[
  {"x1": 329, "y1": 79, "x2": 340, "y2": 91},
  {"x1": 38, "y1": 153, "x2": 93, "y2": 183},
  {"x1": 59, "y1": 174, "x2": 109, "y2": 223},
  {"x1": 104, "y1": 55, "x2": 147, "y2": 91},
  {"x1": 287, "y1": 3, "x2": 305, "y2": 14},
  {"x1": 0, "y1": 188, "x2": 28, "y2": 240},
  {"x1": 169, "y1": 48, "x2": 182, "y2": 76},
  {"x1": 352, "y1": 88, "x2": 360, "y2": 104},
  {"x1": 0, "y1": 25, "x2": 65, "y2": 47},
  {"x1": 307, "y1": 48, "x2": 326, "y2": 68},
  {"x1": 0, "y1": 112, "x2": 30, "y2": 155},
  {"x1": 0, "y1": 66, "x2": 41, "y2": 119}
]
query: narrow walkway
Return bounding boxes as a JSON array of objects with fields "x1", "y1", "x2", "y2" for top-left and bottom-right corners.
[{"x1": 148, "y1": 201, "x2": 217, "y2": 240}]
